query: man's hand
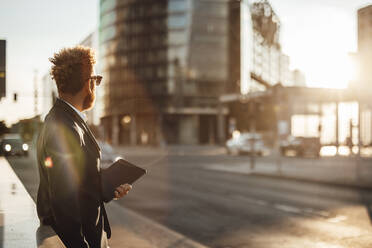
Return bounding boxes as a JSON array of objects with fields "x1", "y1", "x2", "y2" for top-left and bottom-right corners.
[{"x1": 114, "y1": 184, "x2": 132, "y2": 199}]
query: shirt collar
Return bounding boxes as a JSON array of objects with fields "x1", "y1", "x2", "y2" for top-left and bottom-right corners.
[{"x1": 58, "y1": 98, "x2": 87, "y2": 122}]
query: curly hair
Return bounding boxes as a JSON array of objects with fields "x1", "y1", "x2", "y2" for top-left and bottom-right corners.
[{"x1": 49, "y1": 46, "x2": 96, "y2": 95}]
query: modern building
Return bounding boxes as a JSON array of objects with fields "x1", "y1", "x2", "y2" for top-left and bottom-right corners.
[
  {"x1": 0, "y1": 40, "x2": 6, "y2": 100},
  {"x1": 98, "y1": 0, "x2": 303, "y2": 146},
  {"x1": 79, "y1": 31, "x2": 102, "y2": 126},
  {"x1": 354, "y1": 5, "x2": 372, "y2": 90},
  {"x1": 291, "y1": 69, "x2": 306, "y2": 87},
  {"x1": 99, "y1": 0, "x2": 235, "y2": 145},
  {"x1": 221, "y1": 0, "x2": 308, "y2": 142},
  {"x1": 251, "y1": 29, "x2": 296, "y2": 88},
  {"x1": 40, "y1": 73, "x2": 57, "y2": 121}
]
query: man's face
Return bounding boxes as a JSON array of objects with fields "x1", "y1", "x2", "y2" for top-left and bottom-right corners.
[{"x1": 82, "y1": 68, "x2": 96, "y2": 111}]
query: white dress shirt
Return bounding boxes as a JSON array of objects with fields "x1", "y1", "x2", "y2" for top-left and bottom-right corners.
[{"x1": 58, "y1": 98, "x2": 87, "y2": 122}]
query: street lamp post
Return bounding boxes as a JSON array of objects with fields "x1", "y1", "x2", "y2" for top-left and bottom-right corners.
[{"x1": 248, "y1": 100, "x2": 256, "y2": 170}]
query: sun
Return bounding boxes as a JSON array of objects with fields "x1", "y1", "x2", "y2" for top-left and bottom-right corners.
[{"x1": 305, "y1": 53, "x2": 356, "y2": 89}]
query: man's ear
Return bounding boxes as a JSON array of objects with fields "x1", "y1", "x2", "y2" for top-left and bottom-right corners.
[{"x1": 86, "y1": 79, "x2": 94, "y2": 93}]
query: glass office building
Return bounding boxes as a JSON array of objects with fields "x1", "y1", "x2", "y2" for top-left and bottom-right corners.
[
  {"x1": 99, "y1": 0, "x2": 234, "y2": 145},
  {"x1": 0, "y1": 40, "x2": 5, "y2": 100}
]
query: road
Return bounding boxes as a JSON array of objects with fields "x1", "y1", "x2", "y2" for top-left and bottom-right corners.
[{"x1": 6, "y1": 149, "x2": 372, "y2": 248}]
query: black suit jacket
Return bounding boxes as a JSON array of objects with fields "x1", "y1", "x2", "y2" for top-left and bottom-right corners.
[{"x1": 36, "y1": 98, "x2": 111, "y2": 248}]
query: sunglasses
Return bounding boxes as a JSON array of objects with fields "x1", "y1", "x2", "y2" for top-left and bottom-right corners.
[{"x1": 89, "y1": 75, "x2": 103, "y2": 86}]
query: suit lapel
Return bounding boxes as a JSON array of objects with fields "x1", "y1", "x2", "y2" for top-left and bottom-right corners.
[{"x1": 55, "y1": 99, "x2": 101, "y2": 154}]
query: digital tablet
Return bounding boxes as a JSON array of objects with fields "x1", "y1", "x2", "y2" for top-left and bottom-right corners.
[{"x1": 101, "y1": 159, "x2": 146, "y2": 202}]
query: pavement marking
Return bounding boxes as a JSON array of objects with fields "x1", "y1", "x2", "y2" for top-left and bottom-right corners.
[
  {"x1": 207, "y1": 164, "x2": 350, "y2": 224},
  {"x1": 273, "y1": 203, "x2": 302, "y2": 214},
  {"x1": 230, "y1": 194, "x2": 338, "y2": 222},
  {"x1": 231, "y1": 194, "x2": 269, "y2": 206},
  {"x1": 303, "y1": 208, "x2": 331, "y2": 218},
  {"x1": 313, "y1": 242, "x2": 344, "y2": 248},
  {"x1": 327, "y1": 215, "x2": 348, "y2": 223}
]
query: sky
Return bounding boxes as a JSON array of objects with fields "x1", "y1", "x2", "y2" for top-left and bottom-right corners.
[
  {"x1": 0, "y1": 0, "x2": 99, "y2": 125},
  {"x1": 270, "y1": 0, "x2": 370, "y2": 88},
  {"x1": 0, "y1": 0, "x2": 371, "y2": 125}
]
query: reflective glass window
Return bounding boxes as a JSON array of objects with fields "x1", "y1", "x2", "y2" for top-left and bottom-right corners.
[
  {"x1": 150, "y1": 3, "x2": 165, "y2": 15},
  {"x1": 101, "y1": 0, "x2": 116, "y2": 13},
  {"x1": 194, "y1": 2, "x2": 227, "y2": 17},
  {"x1": 100, "y1": 26, "x2": 116, "y2": 43},
  {"x1": 100, "y1": 11, "x2": 116, "y2": 28},
  {"x1": 168, "y1": 14, "x2": 187, "y2": 29},
  {"x1": 168, "y1": 46, "x2": 187, "y2": 66},
  {"x1": 168, "y1": 31, "x2": 187, "y2": 45},
  {"x1": 168, "y1": 0, "x2": 187, "y2": 12},
  {"x1": 157, "y1": 67, "x2": 166, "y2": 78},
  {"x1": 167, "y1": 77, "x2": 175, "y2": 93}
]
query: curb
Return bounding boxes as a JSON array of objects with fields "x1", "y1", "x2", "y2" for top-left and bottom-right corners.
[
  {"x1": 105, "y1": 201, "x2": 209, "y2": 248},
  {"x1": 3, "y1": 156, "x2": 209, "y2": 248}
]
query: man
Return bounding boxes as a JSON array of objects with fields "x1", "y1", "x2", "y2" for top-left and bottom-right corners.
[{"x1": 36, "y1": 46, "x2": 131, "y2": 247}]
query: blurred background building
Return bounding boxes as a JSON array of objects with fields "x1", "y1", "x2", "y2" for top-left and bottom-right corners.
[
  {"x1": 98, "y1": 0, "x2": 304, "y2": 146},
  {"x1": 0, "y1": 40, "x2": 6, "y2": 100},
  {"x1": 350, "y1": 4, "x2": 372, "y2": 90},
  {"x1": 99, "y1": 0, "x2": 230, "y2": 146},
  {"x1": 38, "y1": 0, "x2": 305, "y2": 146},
  {"x1": 40, "y1": 73, "x2": 56, "y2": 121}
]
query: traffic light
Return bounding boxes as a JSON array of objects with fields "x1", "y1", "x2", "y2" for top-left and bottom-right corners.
[{"x1": 13, "y1": 93, "x2": 17, "y2": 102}]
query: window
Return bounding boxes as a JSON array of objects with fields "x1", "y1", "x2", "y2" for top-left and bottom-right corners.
[
  {"x1": 100, "y1": 12, "x2": 116, "y2": 28},
  {"x1": 168, "y1": 46, "x2": 187, "y2": 66},
  {"x1": 101, "y1": 0, "x2": 116, "y2": 14},
  {"x1": 168, "y1": 0, "x2": 187, "y2": 12},
  {"x1": 100, "y1": 26, "x2": 116, "y2": 43},
  {"x1": 193, "y1": 2, "x2": 227, "y2": 18},
  {"x1": 168, "y1": 31, "x2": 187, "y2": 45},
  {"x1": 157, "y1": 67, "x2": 166, "y2": 78},
  {"x1": 168, "y1": 14, "x2": 187, "y2": 29}
]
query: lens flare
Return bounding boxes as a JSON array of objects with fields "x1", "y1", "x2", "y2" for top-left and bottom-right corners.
[{"x1": 44, "y1": 157, "x2": 53, "y2": 168}]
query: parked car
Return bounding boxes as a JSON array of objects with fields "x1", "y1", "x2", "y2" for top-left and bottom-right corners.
[
  {"x1": 98, "y1": 141, "x2": 122, "y2": 169},
  {"x1": 280, "y1": 136, "x2": 320, "y2": 157},
  {"x1": 0, "y1": 134, "x2": 29, "y2": 157},
  {"x1": 226, "y1": 132, "x2": 269, "y2": 156}
]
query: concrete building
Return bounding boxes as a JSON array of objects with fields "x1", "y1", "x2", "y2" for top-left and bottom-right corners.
[
  {"x1": 250, "y1": 1, "x2": 298, "y2": 89},
  {"x1": 0, "y1": 40, "x2": 5, "y2": 100},
  {"x1": 40, "y1": 73, "x2": 57, "y2": 121},
  {"x1": 291, "y1": 69, "x2": 306, "y2": 87},
  {"x1": 98, "y1": 0, "x2": 305, "y2": 146},
  {"x1": 251, "y1": 30, "x2": 298, "y2": 88},
  {"x1": 221, "y1": 0, "x2": 308, "y2": 142},
  {"x1": 354, "y1": 5, "x2": 372, "y2": 90}
]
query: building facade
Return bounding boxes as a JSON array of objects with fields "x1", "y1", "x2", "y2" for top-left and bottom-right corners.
[
  {"x1": 0, "y1": 40, "x2": 5, "y2": 100},
  {"x1": 40, "y1": 73, "x2": 57, "y2": 121},
  {"x1": 99, "y1": 0, "x2": 232, "y2": 145},
  {"x1": 354, "y1": 5, "x2": 372, "y2": 90},
  {"x1": 79, "y1": 31, "x2": 102, "y2": 126},
  {"x1": 98, "y1": 0, "x2": 304, "y2": 146}
]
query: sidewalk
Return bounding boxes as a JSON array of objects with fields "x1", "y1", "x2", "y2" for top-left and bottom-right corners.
[
  {"x1": 0, "y1": 157, "x2": 208, "y2": 248},
  {"x1": 0, "y1": 157, "x2": 63, "y2": 248},
  {"x1": 203, "y1": 156, "x2": 372, "y2": 189}
]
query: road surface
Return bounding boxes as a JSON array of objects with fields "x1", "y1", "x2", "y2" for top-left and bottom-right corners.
[{"x1": 7, "y1": 150, "x2": 372, "y2": 248}]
